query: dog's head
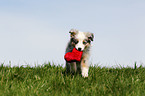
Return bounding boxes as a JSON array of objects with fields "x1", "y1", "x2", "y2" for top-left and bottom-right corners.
[{"x1": 69, "y1": 29, "x2": 94, "y2": 51}]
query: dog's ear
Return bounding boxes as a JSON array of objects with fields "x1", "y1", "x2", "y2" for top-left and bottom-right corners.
[
  {"x1": 69, "y1": 29, "x2": 78, "y2": 37},
  {"x1": 88, "y1": 33, "x2": 94, "y2": 41}
]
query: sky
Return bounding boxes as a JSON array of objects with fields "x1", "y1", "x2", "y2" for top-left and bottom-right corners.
[{"x1": 0, "y1": 0, "x2": 145, "y2": 67}]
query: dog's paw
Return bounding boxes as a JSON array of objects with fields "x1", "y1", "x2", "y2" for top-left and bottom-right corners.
[
  {"x1": 82, "y1": 72, "x2": 88, "y2": 78},
  {"x1": 82, "y1": 67, "x2": 88, "y2": 78}
]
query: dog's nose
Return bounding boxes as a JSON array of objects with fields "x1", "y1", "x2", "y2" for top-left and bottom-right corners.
[{"x1": 78, "y1": 48, "x2": 82, "y2": 51}]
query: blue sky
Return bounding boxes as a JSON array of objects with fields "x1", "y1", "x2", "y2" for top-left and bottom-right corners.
[{"x1": 0, "y1": 0, "x2": 145, "y2": 67}]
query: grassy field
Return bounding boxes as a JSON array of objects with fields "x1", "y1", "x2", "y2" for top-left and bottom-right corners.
[{"x1": 0, "y1": 63, "x2": 145, "y2": 96}]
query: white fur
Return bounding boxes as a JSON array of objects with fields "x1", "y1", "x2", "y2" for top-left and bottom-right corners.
[
  {"x1": 81, "y1": 67, "x2": 89, "y2": 77},
  {"x1": 75, "y1": 32, "x2": 86, "y2": 51}
]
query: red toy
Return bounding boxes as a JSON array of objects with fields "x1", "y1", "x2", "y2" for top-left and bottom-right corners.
[{"x1": 64, "y1": 48, "x2": 83, "y2": 62}]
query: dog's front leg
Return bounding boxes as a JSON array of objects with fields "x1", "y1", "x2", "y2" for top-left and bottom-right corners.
[
  {"x1": 71, "y1": 62, "x2": 77, "y2": 73},
  {"x1": 66, "y1": 62, "x2": 77, "y2": 73},
  {"x1": 81, "y1": 57, "x2": 89, "y2": 78}
]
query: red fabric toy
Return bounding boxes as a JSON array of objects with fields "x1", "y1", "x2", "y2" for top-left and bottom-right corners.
[{"x1": 64, "y1": 48, "x2": 83, "y2": 62}]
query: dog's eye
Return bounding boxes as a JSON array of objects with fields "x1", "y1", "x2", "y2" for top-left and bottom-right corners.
[
  {"x1": 71, "y1": 38, "x2": 78, "y2": 44},
  {"x1": 83, "y1": 40, "x2": 88, "y2": 45},
  {"x1": 74, "y1": 39, "x2": 78, "y2": 44}
]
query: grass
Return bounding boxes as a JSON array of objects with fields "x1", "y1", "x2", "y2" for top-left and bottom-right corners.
[{"x1": 0, "y1": 63, "x2": 145, "y2": 96}]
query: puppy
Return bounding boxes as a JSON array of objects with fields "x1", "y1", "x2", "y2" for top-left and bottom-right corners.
[{"x1": 65, "y1": 29, "x2": 94, "y2": 78}]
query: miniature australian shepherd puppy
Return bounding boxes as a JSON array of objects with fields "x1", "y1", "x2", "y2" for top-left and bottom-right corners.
[{"x1": 65, "y1": 29, "x2": 94, "y2": 78}]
